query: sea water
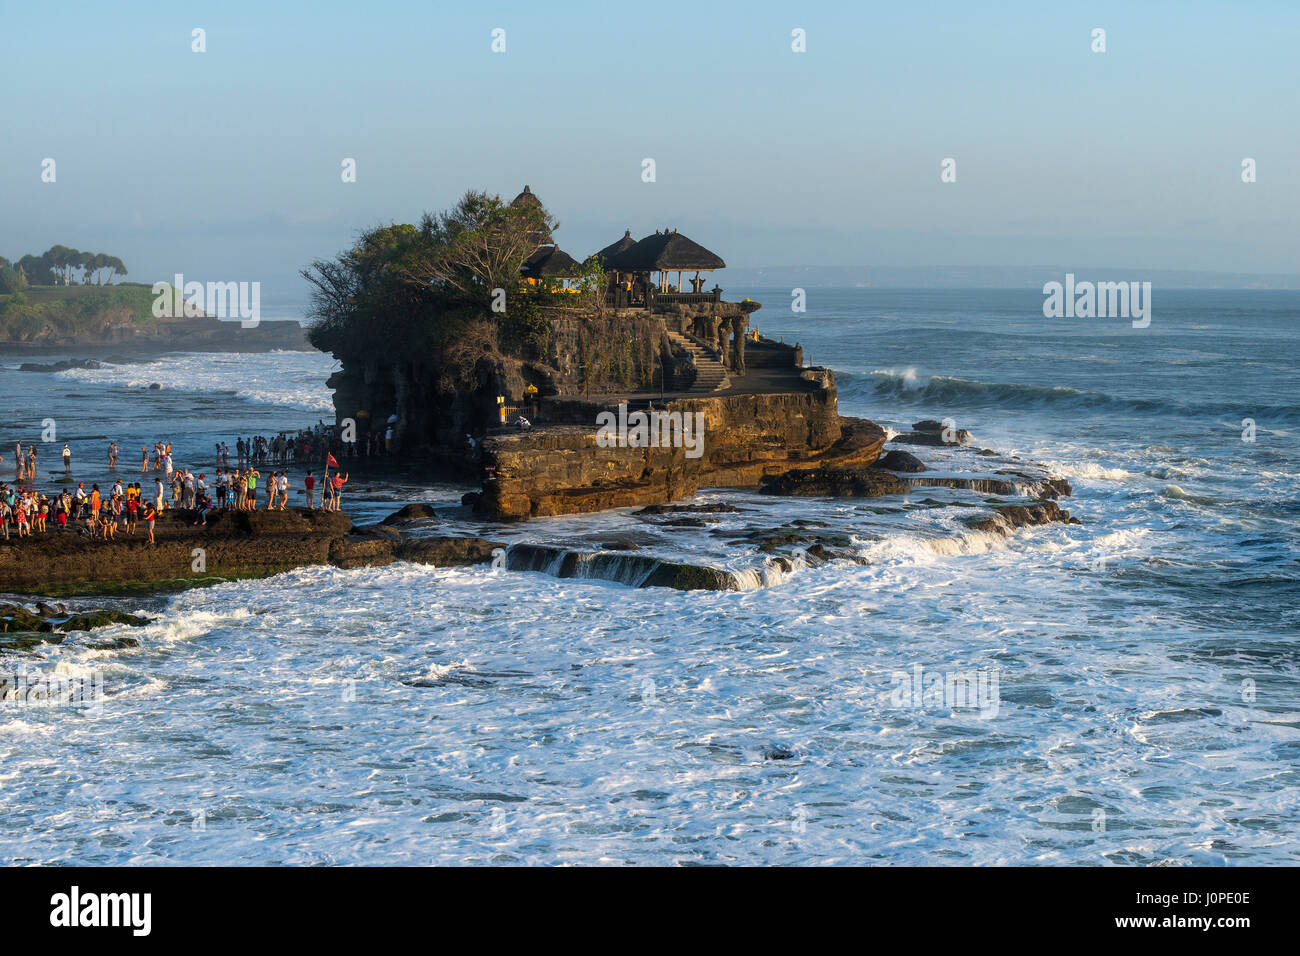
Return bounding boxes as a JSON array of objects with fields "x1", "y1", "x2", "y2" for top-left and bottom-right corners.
[{"x1": 0, "y1": 289, "x2": 1295, "y2": 865}]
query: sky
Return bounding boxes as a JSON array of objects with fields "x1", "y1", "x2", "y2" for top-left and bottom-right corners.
[{"x1": 3, "y1": 0, "x2": 1298, "y2": 302}]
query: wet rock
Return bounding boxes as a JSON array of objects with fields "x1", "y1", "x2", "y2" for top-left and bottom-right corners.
[
  {"x1": 380, "y1": 503, "x2": 439, "y2": 525},
  {"x1": 85, "y1": 636, "x2": 142, "y2": 651},
  {"x1": 328, "y1": 533, "x2": 398, "y2": 570},
  {"x1": 893, "y1": 419, "x2": 973, "y2": 447},
  {"x1": 760, "y1": 467, "x2": 908, "y2": 498},
  {"x1": 804, "y1": 543, "x2": 868, "y2": 565},
  {"x1": 0, "y1": 508, "x2": 352, "y2": 595},
  {"x1": 634, "y1": 503, "x2": 740, "y2": 515},
  {"x1": 638, "y1": 562, "x2": 735, "y2": 591},
  {"x1": 600, "y1": 541, "x2": 640, "y2": 551},
  {"x1": 907, "y1": 476, "x2": 1021, "y2": 496},
  {"x1": 0, "y1": 606, "x2": 55, "y2": 633},
  {"x1": 742, "y1": 527, "x2": 853, "y2": 552},
  {"x1": 395, "y1": 537, "x2": 502, "y2": 567},
  {"x1": 57, "y1": 610, "x2": 152, "y2": 631},
  {"x1": 964, "y1": 500, "x2": 1077, "y2": 535},
  {"x1": 18, "y1": 359, "x2": 102, "y2": 373},
  {"x1": 760, "y1": 745, "x2": 796, "y2": 760},
  {"x1": 35, "y1": 602, "x2": 67, "y2": 617},
  {"x1": 876, "y1": 449, "x2": 927, "y2": 472},
  {"x1": 894, "y1": 429, "x2": 972, "y2": 447},
  {"x1": 0, "y1": 632, "x2": 65, "y2": 652}
]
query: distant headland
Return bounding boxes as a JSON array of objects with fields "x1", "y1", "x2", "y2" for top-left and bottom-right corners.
[{"x1": 0, "y1": 244, "x2": 311, "y2": 354}]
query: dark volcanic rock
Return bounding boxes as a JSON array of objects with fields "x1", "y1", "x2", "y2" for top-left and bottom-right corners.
[
  {"x1": 964, "y1": 500, "x2": 1078, "y2": 535},
  {"x1": 894, "y1": 428, "x2": 972, "y2": 447},
  {"x1": 600, "y1": 541, "x2": 640, "y2": 551},
  {"x1": 85, "y1": 636, "x2": 142, "y2": 651},
  {"x1": 57, "y1": 610, "x2": 152, "y2": 631},
  {"x1": 380, "y1": 503, "x2": 439, "y2": 526},
  {"x1": 0, "y1": 508, "x2": 352, "y2": 595},
  {"x1": 328, "y1": 533, "x2": 398, "y2": 570},
  {"x1": 395, "y1": 537, "x2": 501, "y2": 567},
  {"x1": 759, "y1": 468, "x2": 908, "y2": 498},
  {"x1": 634, "y1": 503, "x2": 740, "y2": 515},
  {"x1": 0, "y1": 606, "x2": 55, "y2": 633},
  {"x1": 19, "y1": 359, "x2": 103, "y2": 373},
  {"x1": 876, "y1": 449, "x2": 927, "y2": 473},
  {"x1": 638, "y1": 561, "x2": 735, "y2": 591}
]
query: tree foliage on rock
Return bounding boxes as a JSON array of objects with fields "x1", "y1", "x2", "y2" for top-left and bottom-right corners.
[{"x1": 302, "y1": 189, "x2": 572, "y2": 383}]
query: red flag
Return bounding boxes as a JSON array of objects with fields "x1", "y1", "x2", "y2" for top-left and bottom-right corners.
[{"x1": 326, "y1": 453, "x2": 339, "y2": 468}]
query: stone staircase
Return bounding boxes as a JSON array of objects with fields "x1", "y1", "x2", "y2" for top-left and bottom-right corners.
[{"x1": 667, "y1": 331, "x2": 729, "y2": 393}]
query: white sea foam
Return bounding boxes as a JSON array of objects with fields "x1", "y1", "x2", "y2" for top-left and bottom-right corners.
[
  {"x1": 55, "y1": 351, "x2": 339, "y2": 413},
  {"x1": 1, "y1": 292, "x2": 1296, "y2": 866}
]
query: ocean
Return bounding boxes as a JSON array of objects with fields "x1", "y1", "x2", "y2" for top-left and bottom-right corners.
[{"x1": 1, "y1": 288, "x2": 1296, "y2": 865}]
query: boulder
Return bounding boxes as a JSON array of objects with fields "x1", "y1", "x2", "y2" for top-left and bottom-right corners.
[
  {"x1": 876, "y1": 449, "x2": 927, "y2": 472},
  {"x1": 380, "y1": 503, "x2": 439, "y2": 526}
]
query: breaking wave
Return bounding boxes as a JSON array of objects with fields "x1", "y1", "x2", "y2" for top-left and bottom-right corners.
[{"x1": 849, "y1": 368, "x2": 1300, "y2": 421}]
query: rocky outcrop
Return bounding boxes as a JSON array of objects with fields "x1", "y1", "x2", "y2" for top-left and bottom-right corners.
[
  {"x1": 964, "y1": 500, "x2": 1079, "y2": 534},
  {"x1": 876, "y1": 449, "x2": 927, "y2": 472},
  {"x1": 0, "y1": 603, "x2": 154, "y2": 653},
  {"x1": 893, "y1": 419, "x2": 973, "y2": 447},
  {"x1": 478, "y1": 374, "x2": 889, "y2": 520},
  {"x1": 379, "y1": 503, "x2": 439, "y2": 525},
  {"x1": 0, "y1": 508, "x2": 505, "y2": 597},
  {"x1": 759, "y1": 468, "x2": 909, "y2": 498}
]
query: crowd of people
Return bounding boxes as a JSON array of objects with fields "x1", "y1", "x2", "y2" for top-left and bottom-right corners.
[{"x1": 1, "y1": 430, "x2": 352, "y2": 545}]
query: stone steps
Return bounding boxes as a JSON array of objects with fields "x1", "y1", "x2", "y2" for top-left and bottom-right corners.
[{"x1": 667, "y1": 331, "x2": 730, "y2": 392}]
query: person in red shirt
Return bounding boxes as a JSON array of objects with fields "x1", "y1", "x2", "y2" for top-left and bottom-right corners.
[{"x1": 304, "y1": 470, "x2": 316, "y2": 510}]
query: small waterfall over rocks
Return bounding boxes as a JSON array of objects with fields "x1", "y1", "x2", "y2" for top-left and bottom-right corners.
[{"x1": 502, "y1": 543, "x2": 752, "y2": 591}]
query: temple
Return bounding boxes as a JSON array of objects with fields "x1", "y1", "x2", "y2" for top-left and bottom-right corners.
[{"x1": 324, "y1": 186, "x2": 884, "y2": 521}]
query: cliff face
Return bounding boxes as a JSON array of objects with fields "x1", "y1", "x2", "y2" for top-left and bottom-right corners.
[
  {"x1": 479, "y1": 372, "x2": 887, "y2": 520},
  {"x1": 325, "y1": 311, "x2": 693, "y2": 466}
]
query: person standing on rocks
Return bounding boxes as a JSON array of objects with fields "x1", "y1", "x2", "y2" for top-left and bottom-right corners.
[
  {"x1": 304, "y1": 470, "x2": 316, "y2": 509},
  {"x1": 63, "y1": 443, "x2": 72, "y2": 474},
  {"x1": 329, "y1": 471, "x2": 348, "y2": 512}
]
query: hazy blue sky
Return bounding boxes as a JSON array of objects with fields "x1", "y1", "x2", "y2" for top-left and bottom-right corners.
[{"x1": 4, "y1": 0, "x2": 1297, "y2": 301}]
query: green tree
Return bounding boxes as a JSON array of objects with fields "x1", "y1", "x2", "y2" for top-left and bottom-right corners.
[
  {"x1": 403, "y1": 190, "x2": 555, "y2": 308},
  {"x1": 17, "y1": 254, "x2": 54, "y2": 285},
  {"x1": 76, "y1": 250, "x2": 96, "y2": 284}
]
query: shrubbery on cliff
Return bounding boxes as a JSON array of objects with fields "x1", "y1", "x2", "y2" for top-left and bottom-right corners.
[
  {"x1": 302, "y1": 189, "x2": 603, "y2": 388},
  {"x1": 0, "y1": 284, "x2": 158, "y2": 343}
]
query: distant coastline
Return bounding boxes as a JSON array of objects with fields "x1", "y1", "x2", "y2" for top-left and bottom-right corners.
[
  {"x1": 0, "y1": 283, "x2": 313, "y2": 354},
  {"x1": 726, "y1": 266, "x2": 1300, "y2": 290}
]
